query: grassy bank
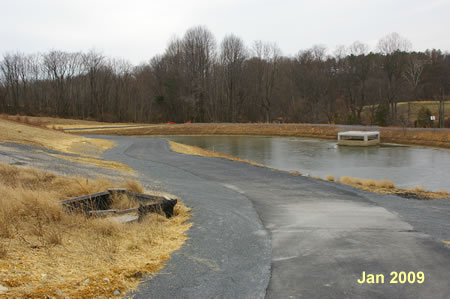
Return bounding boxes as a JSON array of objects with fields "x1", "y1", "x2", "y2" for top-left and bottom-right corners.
[
  {"x1": 170, "y1": 141, "x2": 449, "y2": 199},
  {"x1": 0, "y1": 163, "x2": 191, "y2": 297},
  {"x1": 0, "y1": 116, "x2": 130, "y2": 171}
]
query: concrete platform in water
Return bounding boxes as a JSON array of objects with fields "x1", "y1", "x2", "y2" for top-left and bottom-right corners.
[{"x1": 337, "y1": 131, "x2": 380, "y2": 146}]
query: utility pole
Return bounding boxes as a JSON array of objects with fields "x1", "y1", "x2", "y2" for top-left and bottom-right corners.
[{"x1": 439, "y1": 88, "x2": 444, "y2": 128}]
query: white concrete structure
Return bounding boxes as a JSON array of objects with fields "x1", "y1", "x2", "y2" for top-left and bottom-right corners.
[{"x1": 337, "y1": 131, "x2": 380, "y2": 146}]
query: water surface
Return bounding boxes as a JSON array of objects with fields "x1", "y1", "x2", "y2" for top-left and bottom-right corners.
[{"x1": 166, "y1": 136, "x2": 450, "y2": 192}]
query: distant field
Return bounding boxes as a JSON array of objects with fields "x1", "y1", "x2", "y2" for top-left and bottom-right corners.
[
  {"x1": 361, "y1": 100, "x2": 450, "y2": 125},
  {"x1": 396, "y1": 100, "x2": 450, "y2": 118}
]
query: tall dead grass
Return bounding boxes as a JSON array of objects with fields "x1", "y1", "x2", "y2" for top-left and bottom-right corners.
[
  {"x1": 339, "y1": 176, "x2": 396, "y2": 189},
  {"x1": 325, "y1": 175, "x2": 335, "y2": 181},
  {"x1": 0, "y1": 163, "x2": 191, "y2": 297},
  {"x1": 110, "y1": 193, "x2": 140, "y2": 210},
  {"x1": 0, "y1": 117, "x2": 124, "y2": 171},
  {"x1": 408, "y1": 185, "x2": 425, "y2": 192},
  {"x1": 0, "y1": 114, "x2": 47, "y2": 129},
  {"x1": 337, "y1": 176, "x2": 449, "y2": 199}
]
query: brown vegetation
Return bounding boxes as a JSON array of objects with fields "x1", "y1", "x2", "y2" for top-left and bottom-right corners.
[
  {"x1": 0, "y1": 114, "x2": 48, "y2": 128},
  {"x1": 0, "y1": 117, "x2": 132, "y2": 171},
  {"x1": 325, "y1": 175, "x2": 335, "y2": 182},
  {"x1": 339, "y1": 176, "x2": 396, "y2": 189},
  {"x1": 337, "y1": 176, "x2": 449, "y2": 199},
  {"x1": 0, "y1": 164, "x2": 191, "y2": 297},
  {"x1": 0, "y1": 114, "x2": 144, "y2": 130},
  {"x1": 408, "y1": 185, "x2": 425, "y2": 193},
  {"x1": 0, "y1": 116, "x2": 114, "y2": 154}
]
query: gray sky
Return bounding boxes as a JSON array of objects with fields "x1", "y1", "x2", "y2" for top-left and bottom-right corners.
[{"x1": 1, "y1": 0, "x2": 449, "y2": 64}]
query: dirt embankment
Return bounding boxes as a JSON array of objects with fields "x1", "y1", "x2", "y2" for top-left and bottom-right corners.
[{"x1": 75, "y1": 123, "x2": 450, "y2": 149}]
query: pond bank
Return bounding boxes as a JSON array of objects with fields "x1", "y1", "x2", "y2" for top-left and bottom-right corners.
[{"x1": 72, "y1": 123, "x2": 450, "y2": 149}]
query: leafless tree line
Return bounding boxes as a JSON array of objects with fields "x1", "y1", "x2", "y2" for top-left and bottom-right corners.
[{"x1": 0, "y1": 27, "x2": 448, "y2": 126}]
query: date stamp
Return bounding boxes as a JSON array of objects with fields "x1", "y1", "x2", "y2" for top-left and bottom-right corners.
[{"x1": 357, "y1": 271, "x2": 425, "y2": 284}]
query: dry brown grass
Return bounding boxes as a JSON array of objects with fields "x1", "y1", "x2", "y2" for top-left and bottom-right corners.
[
  {"x1": 339, "y1": 176, "x2": 396, "y2": 189},
  {"x1": 0, "y1": 116, "x2": 114, "y2": 154},
  {"x1": 0, "y1": 114, "x2": 140, "y2": 129},
  {"x1": 110, "y1": 193, "x2": 139, "y2": 210},
  {"x1": 0, "y1": 163, "x2": 191, "y2": 297},
  {"x1": 409, "y1": 185, "x2": 426, "y2": 192},
  {"x1": 0, "y1": 114, "x2": 48, "y2": 128},
  {"x1": 0, "y1": 117, "x2": 132, "y2": 171},
  {"x1": 325, "y1": 175, "x2": 335, "y2": 181},
  {"x1": 338, "y1": 176, "x2": 449, "y2": 199}
]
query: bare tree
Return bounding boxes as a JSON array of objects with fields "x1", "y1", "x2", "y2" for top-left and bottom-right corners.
[
  {"x1": 0, "y1": 53, "x2": 21, "y2": 113},
  {"x1": 252, "y1": 41, "x2": 281, "y2": 122},
  {"x1": 220, "y1": 34, "x2": 247, "y2": 122},
  {"x1": 349, "y1": 41, "x2": 369, "y2": 56},
  {"x1": 182, "y1": 26, "x2": 216, "y2": 121},
  {"x1": 377, "y1": 32, "x2": 412, "y2": 55},
  {"x1": 82, "y1": 50, "x2": 105, "y2": 118},
  {"x1": 403, "y1": 53, "x2": 426, "y2": 123},
  {"x1": 377, "y1": 33, "x2": 412, "y2": 122}
]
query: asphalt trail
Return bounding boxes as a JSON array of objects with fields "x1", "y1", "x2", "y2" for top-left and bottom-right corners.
[
  {"x1": 99, "y1": 136, "x2": 450, "y2": 299},
  {"x1": 5, "y1": 136, "x2": 448, "y2": 298}
]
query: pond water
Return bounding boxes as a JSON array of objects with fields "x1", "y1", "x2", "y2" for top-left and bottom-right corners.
[{"x1": 166, "y1": 136, "x2": 450, "y2": 192}]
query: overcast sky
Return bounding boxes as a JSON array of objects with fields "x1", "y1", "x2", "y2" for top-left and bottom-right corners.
[{"x1": 1, "y1": 0, "x2": 449, "y2": 64}]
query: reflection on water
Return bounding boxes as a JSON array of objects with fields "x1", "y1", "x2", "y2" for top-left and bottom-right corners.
[{"x1": 166, "y1": 136, "x2": 450, "y2": 192}]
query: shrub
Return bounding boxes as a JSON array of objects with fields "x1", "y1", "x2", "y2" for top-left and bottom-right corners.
[
  {"x1": 375, "y1": 103, "x2": 390, "y2": 126},
  {"x1": 416, "y1": 106, "x2": 433, "y2": 128}
]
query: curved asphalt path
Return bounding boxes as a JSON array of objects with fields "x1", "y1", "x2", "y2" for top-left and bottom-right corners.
[{"x1": 96, "y1": 136, "x2": 450, "y2": 299}]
